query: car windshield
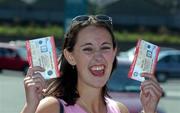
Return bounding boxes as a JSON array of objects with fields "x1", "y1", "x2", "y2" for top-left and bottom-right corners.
[
  {"x1": 107, "y1": 62, "x2": 141, "y2": 92},
  {"x1": 118, "y1": 47, "x2": 135, "y2": 57},
  {"x1": 158, "y1": 50, "x2": 180, "y2": 61},
  {"x1": 17, "y1": 47, "x2": 27, "y2": 60}
]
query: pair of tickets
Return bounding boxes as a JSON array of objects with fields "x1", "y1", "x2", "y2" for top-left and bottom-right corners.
[
  {"x1": 26, "y1": 37, "x2": 159, "y2": 82},
  {"x1": 26, "y1": 36, "x2": 60, "y2": 79},
  {"x1": 128, "y1": 39, "x2": 160, "y2": 82}
]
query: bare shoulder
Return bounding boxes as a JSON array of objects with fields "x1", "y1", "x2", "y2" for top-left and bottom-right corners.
[
  {"x1": 35, "y1": 96, "x2": 60, "y2": 113},
  {"x1": 115, "y1": 101, "x2": 129, "y2": 113}
]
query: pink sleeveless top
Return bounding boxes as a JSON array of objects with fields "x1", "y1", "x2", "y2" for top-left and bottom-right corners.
[{"x1": 58, "y1": 97, "x2": 121, "y2": 113}]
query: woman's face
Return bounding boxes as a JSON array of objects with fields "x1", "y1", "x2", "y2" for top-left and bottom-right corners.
[{"x1": 68, "y1": 25, "x2": 116, "y2": 88}]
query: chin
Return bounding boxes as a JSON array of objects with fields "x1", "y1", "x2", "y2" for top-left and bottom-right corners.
[{"x1": 90, "y1": 80, "x2": 107, "y2": 88}]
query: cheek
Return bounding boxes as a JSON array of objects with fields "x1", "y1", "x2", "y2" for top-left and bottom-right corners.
[
  {"x1": 104, "y1": 51, "x2": 116, "y2": 63},
  {"x1": 74, "y1": 53, "x2": 91, "y2": 67},
  {"x1": 74, "y1": 54, "x2": 92, "y2": 77}
]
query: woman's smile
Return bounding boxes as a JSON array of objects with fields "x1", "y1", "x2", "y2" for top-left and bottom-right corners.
[{"x1": 89, "y1": 64, "x2": 106, "y2": 77}]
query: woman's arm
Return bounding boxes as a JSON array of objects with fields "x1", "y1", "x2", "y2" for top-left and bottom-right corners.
[
  {"x1": 21, "y1": 96, "x2": 60, "y2": 113},
  {"x1": 20, "y1": 66, "x2": 45, "y2": 113},
  {"x1": 35, "y1": 96, "x2": 60, "y2": 113},
  {"x1": 21, "y1": 103, "x2": 37, "y2": 113}
]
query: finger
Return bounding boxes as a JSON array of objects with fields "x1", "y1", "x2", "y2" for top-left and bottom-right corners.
[
  {"x1": 24, "y1": 75, "x2": 44, "y2": 88},
  {"x1": 141, "y1": 79, "x2": 163, "y2": 99},
  {"x1": 141, "y1": 83, "x2": 163, "y2": 98},
  {"x1": 141, "y1": 80, "x2": 163, "y2": 98},
  {"x1": 26, "y1": 82, "x2": 36, "y2": 87},
  {"x1": 142, "y1": 87, "x2": 162, "y2": 103},
  {"x1": 24, "y1": 79, "x2": 35, "y2": 88},
  {"x1": 35, "y1": 82, "x2": 44, "y2": 93},
  {"x1": 26, "y1": 67, "x2": 33, "y2": 77},
  {"x1": 32, "y1": 72, "x2": 44, "y2": 79},
  {"x1": 24, "y1": 76, "x2": 31, "y2": 83},
  {"x1": 26, "y1": 66, "x2": 45, "y2": 77},
  {"x1": 141, "y1": 73, "x2": 158, "y2": 83},
  {"x1": 32, "y1": 77, "x2": 46, "y2": 90},
  {"x1": 32, "y1": 73, "x2": 46, "y2": 88},
  {"x1": 24, "y1": 79, "x2": 44, "y2": 93},
  {"x1": 140, "y1": 90, "x2": 151, "y2": 101},
  {"x1": 141, "y1": 80, "x2": 162, "y2": 92}
]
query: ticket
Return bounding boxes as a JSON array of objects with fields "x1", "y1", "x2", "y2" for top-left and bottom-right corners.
[
  {"x1": 26, "y1": 36, "x2": 60, "y2": 79},
  {"x1": 128, "y1": 39, "x2": 160, "y2": 82}
]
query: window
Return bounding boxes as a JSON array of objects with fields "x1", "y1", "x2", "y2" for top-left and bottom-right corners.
[{"x1": 0, "y1": 48, "x2": 5, "y2": 57}]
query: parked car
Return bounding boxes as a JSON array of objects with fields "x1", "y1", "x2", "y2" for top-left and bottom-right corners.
[
  {"x1": 156, "y1": 50, "x2": 180, "y2": 82},
  {"x1": 0, "y1": 42, "x2": 29, "y2": 74},
  {"x1": 107, "y1": 59, "x2": 165, "y2": 113},
  {"x1": 117, "y1": 47, "x2": 135, "y2": 62},
  {"x1": 117, "y1": 46, "x2": 180, "y2": 82},
  {"x1": 117, "y1": 46, "x2": 176, "y2": 62}
]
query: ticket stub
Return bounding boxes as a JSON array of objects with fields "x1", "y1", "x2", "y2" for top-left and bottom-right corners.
[
  {"x1": 128, "y1": 39, "x2": 160, "y2": 82},
  {"x1": 26, "y1": 36, "x2": 60, "y2": 79}
]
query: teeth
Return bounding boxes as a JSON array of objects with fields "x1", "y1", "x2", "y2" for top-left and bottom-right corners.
[{"x1": 91, "y1": 65, "x2": 104, "y2": 71}]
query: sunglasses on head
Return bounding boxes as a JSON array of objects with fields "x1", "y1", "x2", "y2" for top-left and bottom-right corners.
[{"x1": 71, "y1": 15, "x2": 112, "y2": 26}]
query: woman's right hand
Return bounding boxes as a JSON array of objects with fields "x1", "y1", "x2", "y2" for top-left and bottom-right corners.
[{"x1": 23, "y1": 66, "x2": 46, "y2": 111}]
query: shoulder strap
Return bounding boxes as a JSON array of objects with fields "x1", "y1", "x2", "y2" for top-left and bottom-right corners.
[
  {"x1": 116, "y1": 102, "x2": 129, "y2": 113},
  {"x1": 59, "y1": 100, "x2": 64, "y2": 113}
]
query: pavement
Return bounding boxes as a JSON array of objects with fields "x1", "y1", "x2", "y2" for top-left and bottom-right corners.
[{"x1": 0, "y1": 70, "x2": 25, "y2": 113}]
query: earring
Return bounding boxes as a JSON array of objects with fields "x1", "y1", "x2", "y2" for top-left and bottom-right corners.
[{"x1": 72, "y1": 65, "x2": 75, "y2": 69}]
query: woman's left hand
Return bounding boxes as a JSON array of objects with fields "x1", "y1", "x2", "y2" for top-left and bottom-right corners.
[{"x1": 140, "y1": 73, "x2": 163, "y2": 113}]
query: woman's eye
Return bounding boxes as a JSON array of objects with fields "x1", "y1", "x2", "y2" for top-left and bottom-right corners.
[
  {"x1": 101, "y1": 46, "x2": 111, "y2": 50},
  {"x1": 82, "y1": 48, "x2": 93, "y2": 52}
]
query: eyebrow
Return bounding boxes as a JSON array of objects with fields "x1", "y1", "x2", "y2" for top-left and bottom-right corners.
[
  {"x1": 80, "y1": 43, "x2": 92, "y2": 47},
  {"x1": 101, "y1": 42, "x2": 112, "y2": 46},
  {"x1": 80, "y1": 42, "x2": 112, "y2": 47}
]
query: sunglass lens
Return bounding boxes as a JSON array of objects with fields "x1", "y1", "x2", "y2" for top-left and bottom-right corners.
[
  {"x1": 97, "y1": 15, "x2": 111, "y2": 21},
  {"x1": 74, "y1": 15, "x2": 89, "y2": 22}
]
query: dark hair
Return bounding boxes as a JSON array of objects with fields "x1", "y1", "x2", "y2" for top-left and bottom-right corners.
[{"x1": 44, "y1": 15, "x2": 117, "y2": 105}]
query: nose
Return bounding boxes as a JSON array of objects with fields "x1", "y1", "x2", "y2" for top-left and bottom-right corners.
[{"x1": 93, "y1": 50, "x2": 104, "y2": 62}]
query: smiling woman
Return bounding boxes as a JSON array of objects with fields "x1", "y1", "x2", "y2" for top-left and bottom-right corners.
[{"x1": 20, "y1": 15, "x2": 163, "y2": 113}]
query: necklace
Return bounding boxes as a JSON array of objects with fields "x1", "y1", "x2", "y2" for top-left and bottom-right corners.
[{"x1": 79, "y1": 98, "x2": 92, "y2": 113}]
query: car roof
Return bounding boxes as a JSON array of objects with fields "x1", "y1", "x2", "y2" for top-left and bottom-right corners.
[
  {"x1": 160, "y1": 47, "x2": 176, "y2": 51},
  {"x1": 158, "y1": 49, "x2": 180, "y2": 60},
  {"x1": 0, "y1": 42, "x2": 19, "y2": 49},
  {"x1": 160, "y1": 49, "x2": 180, "y2": 55}
]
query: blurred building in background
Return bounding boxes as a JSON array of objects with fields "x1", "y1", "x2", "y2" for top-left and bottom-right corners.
[
  {"x1": 105, "y1": 0, "x2": 180, "y2": 32},
  {"x1": 0, "y1": 0, "x2": 65, "y2": 25},
  {"x1": 0, "y1": 0, "x2": 180, "y2": 32}
]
